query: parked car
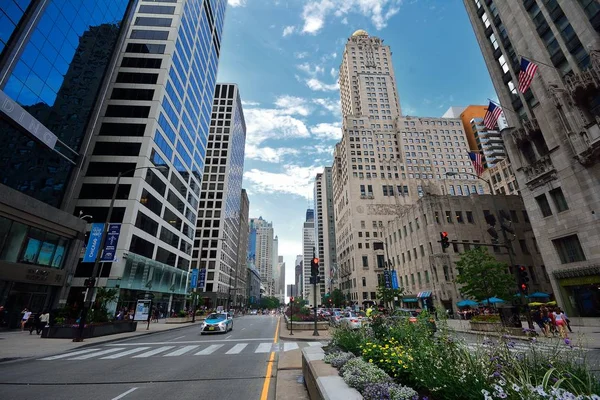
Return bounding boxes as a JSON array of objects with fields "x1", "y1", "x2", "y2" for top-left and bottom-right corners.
[
  {"x1": 249, "y1": 309, "x2": 258, "y2": 315},
  {"x1": 340, "y1": 311, "x2": 366, "y2": 330},
  {"x1": 200, "y1": 313, "x2": 233, "y2": 334},
  {"x1": 329, "y1": 311, "x2": 344, "y2": 327}
]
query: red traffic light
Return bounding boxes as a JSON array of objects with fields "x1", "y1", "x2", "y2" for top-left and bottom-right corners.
[
  {"x1": 442, "y1": 232, "x2": 448, "y2": 238},
  {"x1": 290, "y1": 296, "x2": 294, "y2": 302},
  {"x1": 313, "y1": 257, "x2": 319, "y2": 264}
]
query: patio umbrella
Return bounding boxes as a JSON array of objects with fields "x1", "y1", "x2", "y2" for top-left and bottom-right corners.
[
  {"x1": 529, "y1": 302, "x2": 544, "y2": 307},
  {"x1": 527, "y1": 292, "x2": 550, "y2": 299},
  {"x1": 479, "y1": 297, "x2": 505, "y2": 305},
  {"x1": 456, "y1": 299, "x2": 478, "y2": 307}
]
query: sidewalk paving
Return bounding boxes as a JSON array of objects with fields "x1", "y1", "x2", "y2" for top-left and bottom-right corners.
[
  {"x1": 445, "y1": 319, "x2": 600, "y2": 349},
  {"x1": 0, "y1": 319, "x2": 196, "y2": 362},
  {"x1": 279, "y1": 327, "x2": 332, "y2": 342}
]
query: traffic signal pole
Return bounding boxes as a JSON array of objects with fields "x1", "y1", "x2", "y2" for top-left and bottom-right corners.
[{"x1": 311, "y1": 249, "x2": 319, "y2": 337}]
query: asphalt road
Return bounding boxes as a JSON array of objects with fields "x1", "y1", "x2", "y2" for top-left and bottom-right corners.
[{"x1": 0, "y1": 315, "x2": 293, "y2": 400}]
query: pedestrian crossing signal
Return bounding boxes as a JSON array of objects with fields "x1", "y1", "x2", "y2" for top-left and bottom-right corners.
[{"x1": 440, "y1": 232, "x2": 450, "y2": 249}]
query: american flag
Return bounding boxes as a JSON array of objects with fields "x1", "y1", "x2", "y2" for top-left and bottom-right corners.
[
  {"x1": 468, "y1": 151, "x2": 484, "y2": 176},
  {"x1": 518, "y1": 57, "x2": 538, "y2": 93},
  {"x1": 483, "y1": 101, "x2": 502, "y2": 130}
]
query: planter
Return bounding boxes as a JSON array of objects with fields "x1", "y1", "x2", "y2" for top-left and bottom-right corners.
[
  {"x1": 470, "y1": 321, "x2": 527, "y2": 336},
  {"x1": 165, "y1": 316, "x2": 194, "y2": 324},
  {"x1": 302, "y1": 346, "x2": 361, "y2": 400},
  {"x1": 41, "y1": 321, "x2": 137, "y2": 339},
  {"x1": 285, "y1": 316, "x2": 329, "y2": 331}
]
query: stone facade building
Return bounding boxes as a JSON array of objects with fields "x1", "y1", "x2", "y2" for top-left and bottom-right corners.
[{"x1": 464, "y1": 0, "x2": 600, "y2": 319}]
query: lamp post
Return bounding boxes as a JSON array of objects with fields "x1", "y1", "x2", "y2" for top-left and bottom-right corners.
[{"x1": 75, "y1": 165, "x2": 167, "y2": 342}]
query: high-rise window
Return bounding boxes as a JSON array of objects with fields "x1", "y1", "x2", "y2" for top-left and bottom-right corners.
[{"x1": 552, "y1": 235, "x2": 586, "y2": 264}]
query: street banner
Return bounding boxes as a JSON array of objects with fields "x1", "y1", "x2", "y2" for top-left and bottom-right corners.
[
  {"x1": 190, "y1": 269, "x2": 199, "y2": 288},
  {"x1": 134, "y1": 299, "x2": 151, "y2": 321},
  {"x1": 391, "y1": 270, "x2": 399, "y2": 289},
  {"x1": 100, "y1": 224, "x2": 121, "y2": 262},
  {"x1": 83, "y1": 223, "x2": 104, "y2": 263},
  {"x1": 384, "y1": 270, "x2": 392, "y2": 289},
  {"x1": 198, "y1": 268, "x2": 206, "y2": 290}
]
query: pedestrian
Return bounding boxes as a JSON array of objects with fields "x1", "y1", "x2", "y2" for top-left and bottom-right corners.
[
  {"x1": 21, "y1": 308, "x2": 32, "y2": 331},
  {"x1": 39, "y1": 310, "x2": 50, "y2": 334},
  {"x1": 554, "y1": 308, "x2": 568, "y2": 339},
  {"x1": 563, "y1": 309, "x2": 573, "y2": 333},
  {"x1": 541, "y1": 307, "x2": 551, "y2": 337},
  {"x1": 29, "y1": 312, "x2": 40, "y2": 335}
]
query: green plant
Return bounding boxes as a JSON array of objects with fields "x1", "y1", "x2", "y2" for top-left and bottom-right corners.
[
  {"x1": 455, "y1": 247, "x2": 515, "y2": 302},
  {"x1": 324, "y1": 351, "x2": 355, "y2": 369},
  {"x1": 89, "y1": 288, "x2": 118, "y2": 323},
  {"x1": 341, "y1": 357, "x2": 392, "y2": 392},
  {"x1": 363, "y1": 382, "x2": 418, "y2": 400},
  {"x1": 471, "y1": 314, "x2": 501, "y2": 323},
  {"x1": 361, "y1": 338, "x2": 414, "y2": 381},
  {"x1": 54, "y1": 317, "x2": 65, "y2": 325},
  {"x1": 331, "y1": 326, "x2": 372, "y2": 355},
  {"x1": 178, "y1": 310, "x2": 187, "y2": 318}
]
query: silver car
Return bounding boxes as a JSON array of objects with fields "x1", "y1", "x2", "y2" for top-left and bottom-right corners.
[
  {"x1": 200, "y1": 313, "x2": 233, "y2": 334},
  {"x1": 340, "y1": 311, "x2": 366, "y2": 330}
]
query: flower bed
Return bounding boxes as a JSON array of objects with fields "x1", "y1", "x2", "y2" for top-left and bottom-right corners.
[{"x1": 326, "y1": 311, "x2": 600, "y2": 400}]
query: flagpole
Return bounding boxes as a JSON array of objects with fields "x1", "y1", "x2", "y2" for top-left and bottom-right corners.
[
  {"x1": 518, "y1": 54, "x2": 557, "y2": 71},
  {"x1": 487, "y1": 98, "x2": 519, "y2": 116}
]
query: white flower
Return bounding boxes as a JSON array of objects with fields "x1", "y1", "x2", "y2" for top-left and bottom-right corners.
[{"x1": 511, "y1": 383, "x2": 521, "y2": 392}]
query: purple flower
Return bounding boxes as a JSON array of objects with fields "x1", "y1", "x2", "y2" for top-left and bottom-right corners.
[
  {"x1": 492, "y1": 371, "x2": 502, "y2": 378},
  {"x1": 564, "y1": 338, "x2": 571, "y2": 345},
  {"x1": 507, "y1": 341, "x2": 516, "y2": 348}
]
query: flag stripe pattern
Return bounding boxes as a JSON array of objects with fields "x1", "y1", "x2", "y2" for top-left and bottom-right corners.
[
  {"x1": 518, "y1": 57, "x2": 538, "y2": 93},
  {"x1": 468, "y1": 151, "x2": 484, "y2": 176},
  {"x1": 483, "y1": 102, "x2": 502, "y2": 130}
]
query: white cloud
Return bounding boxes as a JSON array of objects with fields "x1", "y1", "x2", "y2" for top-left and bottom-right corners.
[
  {"x1": 244, "y1": 165, "x2": 324, "y2": 198},
  {"x1": 245, "y1": 145, "x2": 300, "y2": 163},
  {"x1": 283, "y1": 26, "x2": 296, "y2": 37},
  {"x1": 311, "y1": 122, "x2": 342, "y2": 140},
  {"x1": 312, "y1": 98, "x2": 340, "y2": 114},
  {"x1": 274, "y1": 95, "x2": 311, "y2": 116},
  {"x1": 294, "y1": 52, "x2": 309, "y2": 59},
  {"x1": 242, "y1": 100, "x2": 260, "y2": 107},
  {"x1": 228, "y1": 0, "x2": 246, "y2": 7},
  {"x1": 301, "y1": 0, "x2": 404, "y2": 34},
  {"x1": 297, "y1": 62, "x2": 325, "y2": 77},
  {"x1": 305, "y1": 78, "x2": 339, "y2": 91},
  {"x1": 330, "y1": 67, "x2": 337, "y2": 78}
]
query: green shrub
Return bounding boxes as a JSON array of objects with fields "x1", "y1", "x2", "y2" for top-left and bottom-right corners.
[
  {"x1": 340, "y1": 357, "x2": 392, "y2": 392},
  {"x1": 471, "y1": 314, "x2": 501, "y2": 323},
  {"x1": 331, "y1": 326, "x2": 372, "y2": 355}
]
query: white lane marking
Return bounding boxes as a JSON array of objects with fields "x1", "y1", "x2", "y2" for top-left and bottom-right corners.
[
  {"x1": 101, "y1": 347, "x2": 150, "y2": 359},
  {"x1": 283, "y1": 342, "x2": 299, "y2": 352},
  {"x1": 172, "y1": 335, "x2": 186, "y2": 341},
  {"x1": 106, "y1": 338, "x2": 274, "y2": 345},
  {"x1": 226, "y1": 343, "x2": 248, "y2": 354},
  {"x1": 111, "y1": 387, "x2": 138, "y2": 400},
  {"x1": 225, "y1": 335, "x2": 232, "y2": 339},
  {"x1": 241, "y1": 328, "x2": 246, "y2": 331},
  {"x1": 255, "y1": 343, "x2": 273, "y2": 353},
  {"x1": 195, "y1": 344, "x2": 224, "y2": 355},
  {"x1": 133, "y1": 346, "x2": 175, "y2": 358},
  {"x1": 39, "y1": 348, "x2": 102, "y2": 360},
  {"x1": 68, "y1": 348, "x2": 123, "y2": 360},
  {"x1": 308, "y1": 342, "x2": 322, "y2": 347},
  {"x1": 164, "y1": 345, "x2": 200, "y2": 357}
]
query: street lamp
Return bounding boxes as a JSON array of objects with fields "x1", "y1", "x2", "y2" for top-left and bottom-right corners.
[{"x1": 74, "y1": 165, "x2": 168, "y2": 342}]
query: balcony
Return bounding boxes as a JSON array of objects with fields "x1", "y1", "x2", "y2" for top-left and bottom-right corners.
[
  {"x1": 565, "y1": 50, "x2": 600, "y2": 106},
  {"x1": 522, "y1": 154, "x2": 557, "y2": 189},
  {"x1": 510, "y1": 118, "x2": 541, "y2": 145}
]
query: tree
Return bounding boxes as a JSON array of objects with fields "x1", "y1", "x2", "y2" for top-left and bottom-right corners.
[
  {"x1": 376, "y1": 285, "x2": 404, "y2": 309},
  {"x1": 260, "y1": 296, "x2": 280, "y2": 309},
  {"x1": 330, "y1": 288, "x2": 345, "y2": 307},
  {"x1": 454, "y1": 247, "x2": 515, "y2": 302}
]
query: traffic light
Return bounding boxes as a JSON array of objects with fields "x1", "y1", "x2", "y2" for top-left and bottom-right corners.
[
  {"x1": 311, "y1": 257, "x2": 320, "y2": 277},
  {"x1": 290, "y1": 296, "x2": 294, "y2": 303},
  {"x1": 83, "y1": 278, "x2": 95, "y2": 288},
  {"x1": 440, "y1": 232, "x2": 450, "y2": 249},
  {"x1": 517, "y1": 266, "x2": 530, "y2": 294},
  {"x1": 485, "y1": 213, "x2": 499, "y2": 239}
]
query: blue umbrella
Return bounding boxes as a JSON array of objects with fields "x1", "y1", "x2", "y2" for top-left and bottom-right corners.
[
  {"x1": 480, "y1": 297, "x2": 505, "y2": 305},
  {"x1": 528, "y1": 292, "x2": 550, "y2": 299},
  {"x1": 456, "y1": 299, "x2": 478, "y2": 307}
]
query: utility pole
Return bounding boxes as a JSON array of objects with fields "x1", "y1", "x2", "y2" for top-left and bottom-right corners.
[{"x1": 311, "y1": 249, "x2": 319, "y2": 337}]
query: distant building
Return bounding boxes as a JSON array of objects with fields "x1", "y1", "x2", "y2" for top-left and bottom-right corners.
[
  {"x1": 287, "y1": 284, "x2": 297, "y2": 297},
  {"x1": 247, "y1": 266, "x2": 261, "y2": 308},
  {"x1": 235, "y1": 190, "x2": 250, "y2": 307},
  {"x1": 249, "y1": 217, "x2": 275, "y2": 296},
  {"x1": 294, "y1": 255, "x2": 303, "y2": 298},
  {"x1": 302, "y1": 210, "x2": 316, "y2": 305},
  {"x1": 315, "y1": 168, "x2": 337, "y2": 296},
  {"x1": 481, "y1": 159, "x2": 520, "y2": 196}
]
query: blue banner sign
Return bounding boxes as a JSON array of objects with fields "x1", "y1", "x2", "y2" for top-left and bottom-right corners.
[
  {"x1": 383, "y1": 270, "x2": 392, "y2": 289},
  {"x1": 83, "y1": 223, "x2": 104, "y2": 263},
  {"x1": 100, "y1": 224, "x2": 121, "y2": 262},
  {"x1": 391, "y1": 270, "x2": 399, "y2": 289},
  {"x1": 198, "y1": 268, "x2": 206, "y2": 290},
  {"x1": 190, "y1": 269, "x2": 199, "y2": 289}
]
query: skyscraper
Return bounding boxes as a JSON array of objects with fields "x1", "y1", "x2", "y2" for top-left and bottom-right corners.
[
  {"x1": 249, "y1": 217, "x2": 275, "y2": 296},
  {"x1": 314, "y1": 167, "x2": 337, "y2": 296},
  {"x1": 236, "y1": 189, "x2": 249, "y2": 307},
  {"x1": 0, "y1": 0, "x2": 130, "y2": 324},
  {"x1": 331, "y1": 30, "x2": 481, "y2": 306},
  {"x1": 464, "y1": 0, "x2": 600, "y2": 318},
  {"x1": 294, "y1": 255, "x2": 303, "y2": 298},
  {"x1": 302, "y1": 209, "x2": 316, "y2": 305},
  {"x1": 71, "y1": 0, "x2": 227, "y2": 312},
  {"x1": 192, "y1": 83, "x2": 246, "y2": 308}
]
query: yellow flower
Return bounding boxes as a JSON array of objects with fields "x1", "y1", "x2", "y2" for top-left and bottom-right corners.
[{"x1": 369, "y1": 359, "x2": 373, "y2": 363}]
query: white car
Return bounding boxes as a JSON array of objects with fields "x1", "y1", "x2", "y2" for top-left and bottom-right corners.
[
  {"x1": 200, "y1": 313, "x2": 233, "y2": 334},
  {"x1": 340, "y1": 311, "x2": 366, "y2": 330}
]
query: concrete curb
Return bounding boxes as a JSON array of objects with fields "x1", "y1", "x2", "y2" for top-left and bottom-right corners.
[
  {"x1": 279, "y1": 333, "x2": 331, "y2": 342},
  {"x1": 301, "y1": 346, "x2": 361, "y2": 400}
]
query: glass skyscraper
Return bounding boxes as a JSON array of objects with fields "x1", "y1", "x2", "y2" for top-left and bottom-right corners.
[
  {"x1": 0, "y1": 0, "x2": 131, "y2": 327},
  {"x1": 72, "y1": 0, "x2": 227, "y2": 313}
]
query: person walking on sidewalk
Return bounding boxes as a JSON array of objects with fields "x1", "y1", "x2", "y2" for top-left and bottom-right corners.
[
  {"x1": 554, "y1": 308, "x2": 568, "y2": 339},
  {"x1": 39, "y1": 310, "x2": 50, "y2": 334},
  {"x1": 21, "y1": 308, "x2": 32, "y2": 331}
]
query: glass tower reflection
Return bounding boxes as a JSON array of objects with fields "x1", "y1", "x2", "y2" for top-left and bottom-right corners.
[{"x1": 0, "y1": 0, "x2": 130, "y2": 207}]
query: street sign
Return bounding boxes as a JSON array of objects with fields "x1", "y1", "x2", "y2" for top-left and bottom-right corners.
[
  {"x1": 100, "y1": 224, "x2": 121, "y2": 262},
  {"x1": 391, "y1": 270, "x2": 399, "y2": 290},
  {"x1": 134, "y1": 299, "x2": 151, "y2": 321},
  {"x1": 83, "y1": 223, "x2": 104, "y2": 263},
  {"x1": 383, "y1": 270, "x2": 392, "y2": 289},
  {"x1": 198, "y1": 268, "x2": 206, "y2": 290},
  {"x1": 190, "y1": 269, "x2": 199, "y2": 288}
]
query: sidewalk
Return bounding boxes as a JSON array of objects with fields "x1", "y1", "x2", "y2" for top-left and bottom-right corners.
[
  {"x1": 279, "y1": 324, "x2": 332, "y2": 342},
  {"x1": 0, "y1": 319, "x2": 196, "y2": 362},
  {"x1": 446, "y1": 319, "x2": 600, "y2": 349}
]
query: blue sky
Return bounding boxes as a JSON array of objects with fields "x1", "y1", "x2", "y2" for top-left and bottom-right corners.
[{"x1": 216, "y1": 0, "x2": 498, "y2": 286}]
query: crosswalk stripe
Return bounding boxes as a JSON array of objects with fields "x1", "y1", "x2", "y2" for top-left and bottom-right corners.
[
  {"x1": 101, "y1": 347, "x2": 150, "y2": 359},
  {"x1": 39, "y1": 348, "x2": 102, "y2": 360},
  {"x1": 133, "y1": 346, "x2": 175, "y2": 358},
  {"x1": 307, "y1": 342, "x2": 322, "y2": 347},
  {"x1": 283, "y1": 342, "x2": 299, "y2": 352},
  {"x1": 195, "y1": 344, "x2": 224, "y2": 355},
  {"x1": 164, "y1": 345, "x2": 200, "y2": 357},
  {"x1": 68, "y1": 348, "x2": 123, "y2": 360},
  {"x1": 225, "y1": 343, "x2": 248, "y2": 354},
  {"x1": 255, "y1": 343, "x2": 273, "y2": 353}
]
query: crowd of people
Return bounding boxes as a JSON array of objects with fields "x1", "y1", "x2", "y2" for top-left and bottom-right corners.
[{"x1": 532, "y1": 306, "x2": 572, "y2": 338}]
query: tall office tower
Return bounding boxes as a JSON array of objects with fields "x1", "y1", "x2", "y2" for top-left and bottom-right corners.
[
  {"x1": 275, "y1": 256, "x2": 285, "y2": 303},
  {"x1": 302, "y1": 209, "x2": 316, "y2": 305},
  {"x1": 235, "y1": 189, "x2": 249, "y2": 307},
  {"x1": 249, "y1": 217, "x2": 275, "y2": 296},
  {"x1": 315, "y1": 167, "x2": 337, "y2": 296},
  {"x1": 287, "y1": 284, "x2": 296, "y2": 298},
  {"x1": 192, "y1": 84, "x2": 246, "y2": 308},
  {"x1": 272, "y1": 235, "x2": 279, "y2": 297},
  {"x1": 294, "y1": 255, "x2": 303, "y2": 298},
  {"x1": 72, "y1": 0, "x2": 227, "y2": 313},
  {"x1": 464, "y1": 0, "x2": 600, "y2": 318},
  {"x1": 331, "y1": 30, "x2": 480, "y2": 306},
  {"x1": 0, "y1": 0, "x2": 131, "y2": 324}
]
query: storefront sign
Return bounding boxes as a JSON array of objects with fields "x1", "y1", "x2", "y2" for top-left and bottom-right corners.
[
  {"x1": 383, "y1": 270, "x2": 392, "y2": 289},
  {"x1": 190, "y1": 268, "x2": 198, "y2": 288},
  {"x1": 198, "y1": 268, "x2": 206, "y2": 290},
  {"x1": 100, "y1": 224, "x2": 121, "y2": 262},
  {"x1": 83, "y1": 223, "x2": 104, "y2": 263},
  {"x1": 391, "y1": 270, "x2": 399, "y2": 289}
]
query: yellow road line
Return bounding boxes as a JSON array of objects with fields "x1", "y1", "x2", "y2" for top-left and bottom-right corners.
[{"x1": 260, "y1": 317, "x2": 280, "y2": 400}]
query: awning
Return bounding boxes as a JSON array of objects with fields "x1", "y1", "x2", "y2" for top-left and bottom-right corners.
[
  {"x1": 402, "y1": 298, "x2": 418, "y2": 303},
  {"x1": 417, "y1": 291, "x2": 431, "y2": 298},
  {"x1": 456, "y1": 299, "x2": 478, "y2": 307}
]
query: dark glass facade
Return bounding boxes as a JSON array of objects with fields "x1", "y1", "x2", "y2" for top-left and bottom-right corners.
[{"x1": 0, "y1": 0, "x2": 131, "y2": 208}]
